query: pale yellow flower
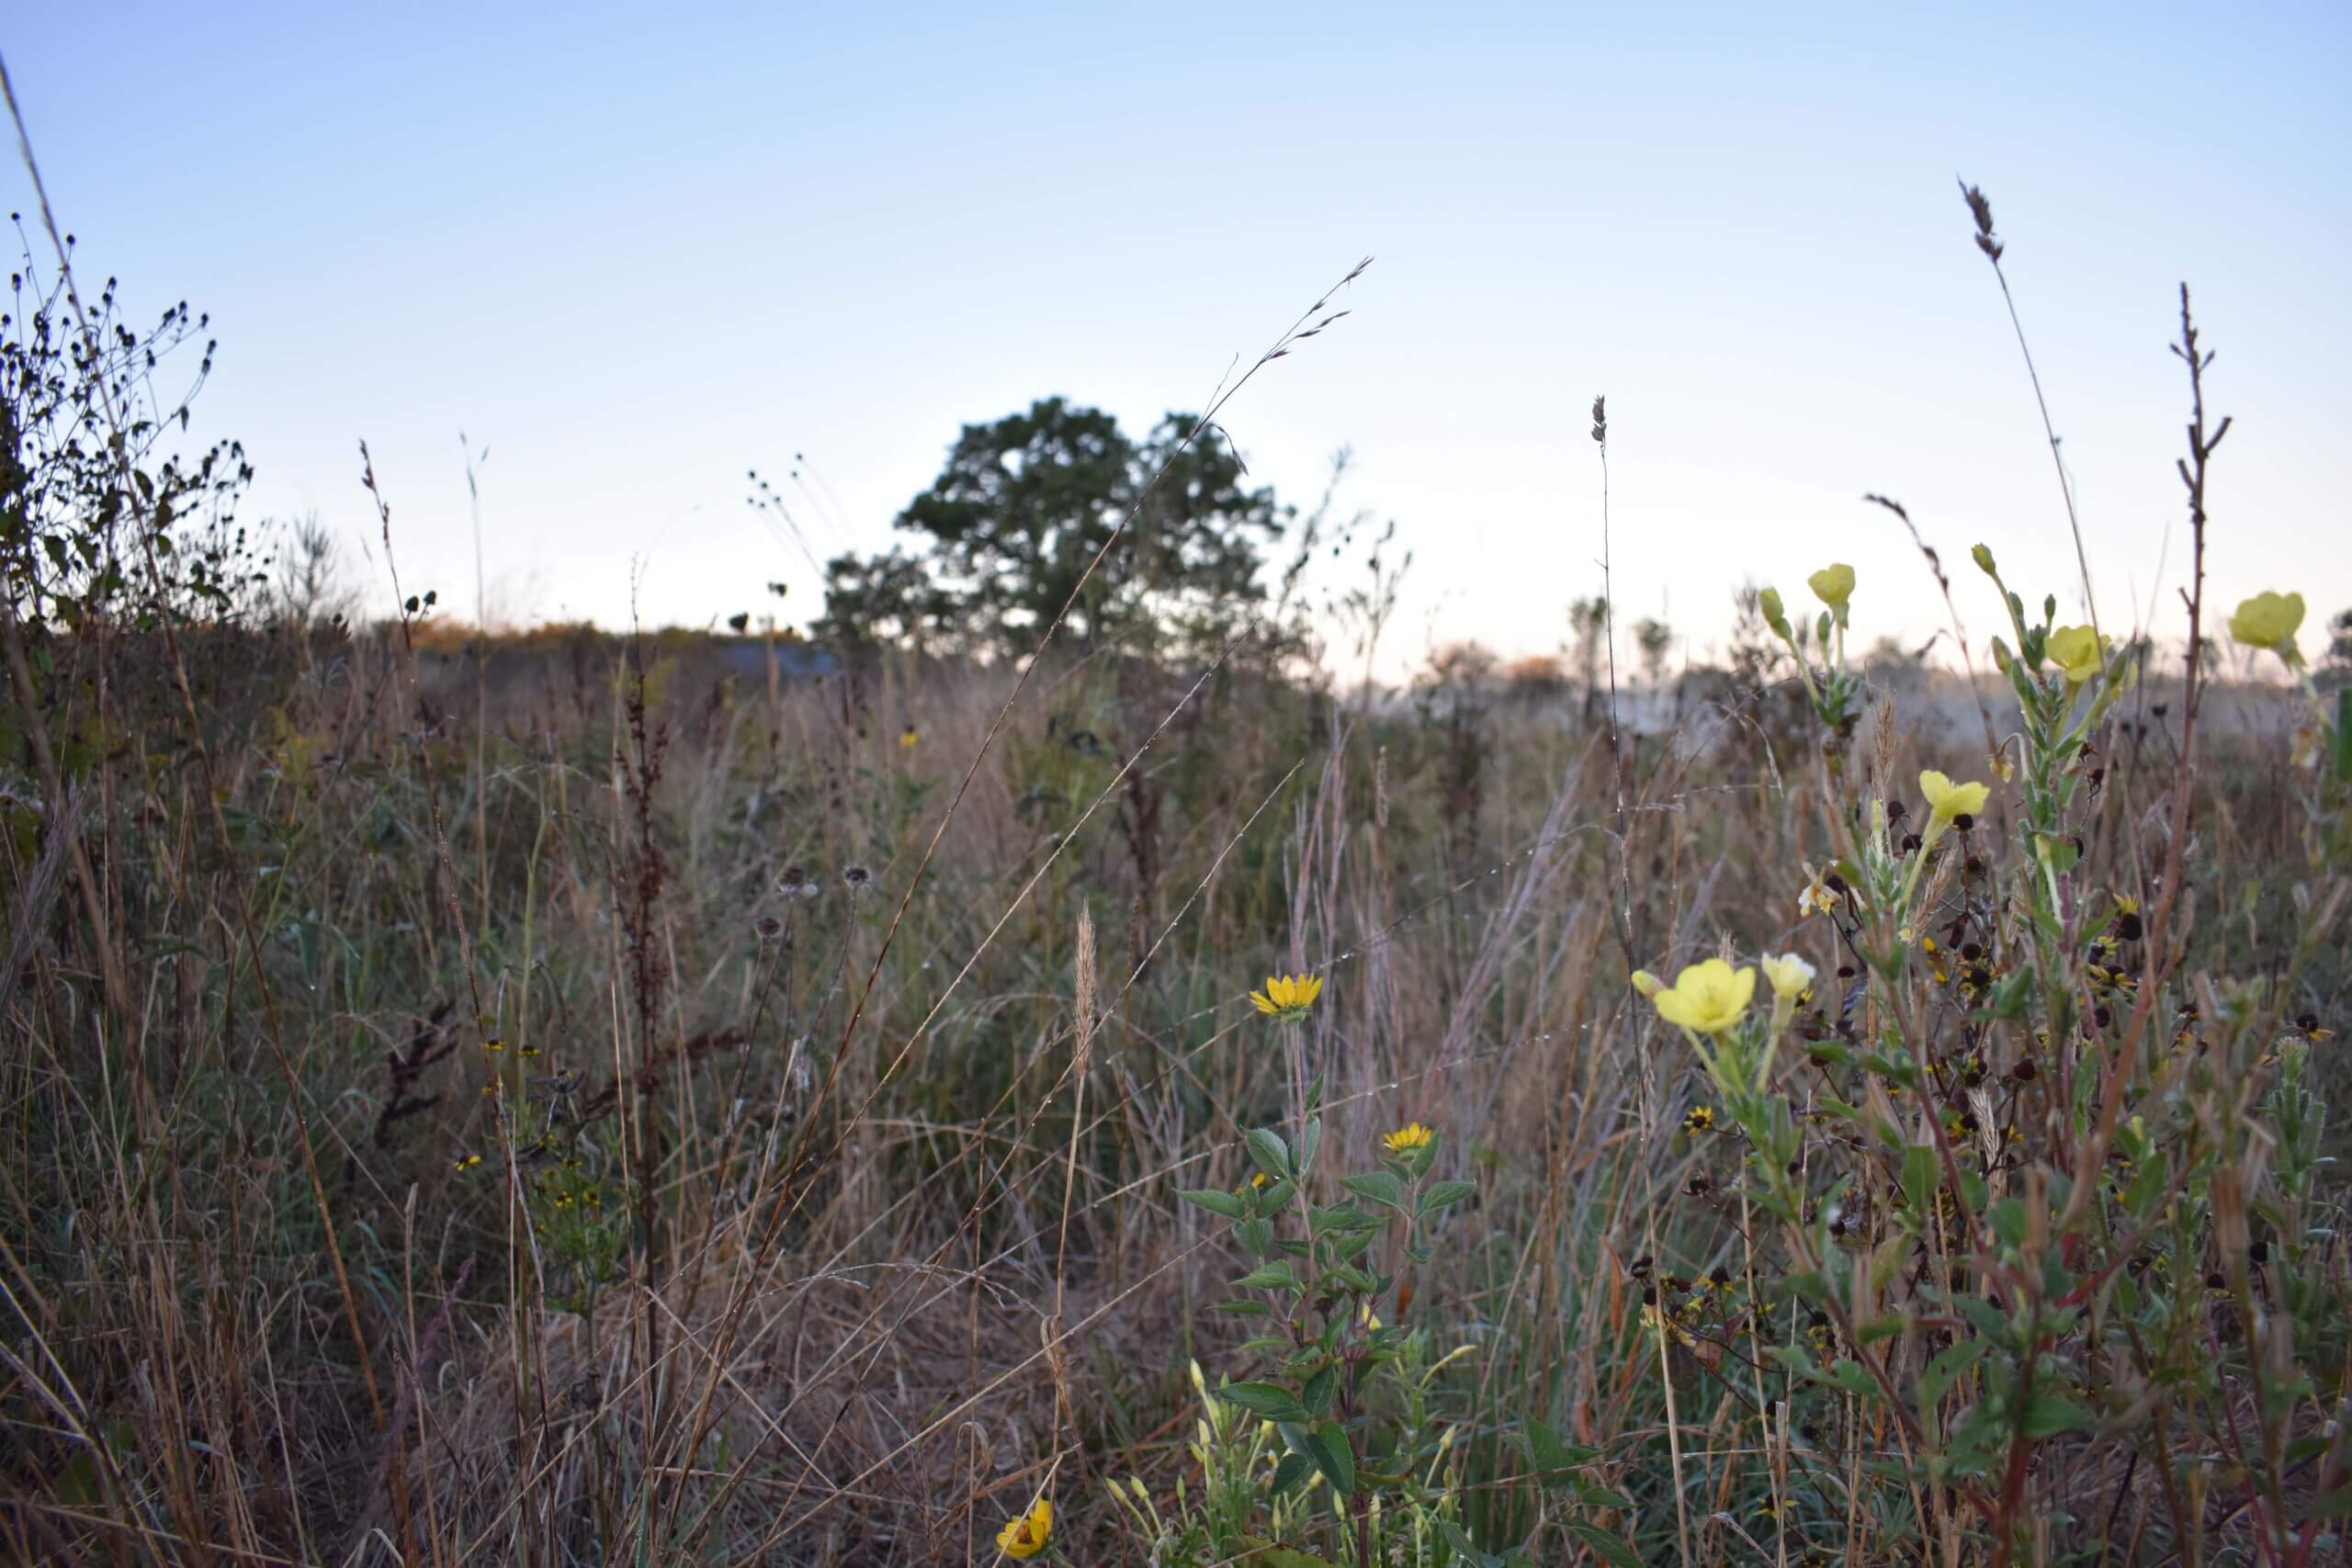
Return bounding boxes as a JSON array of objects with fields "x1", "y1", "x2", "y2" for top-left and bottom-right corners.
[
  {"x1": 2229, "y1": 591, "x2": 2304, "y2": 662},
  {"x1": 1249, "y1": 973, "x2": 1323, "y2": 1022},
  {"x1": 1631, "y1": 969, "x2": 1664, "y2": 998},
  {"x1": 1760, "y1": 953, "x2": 1815, "y2": 1001},
  {"x1": 1918, "y1": 770, "x2": 1990, "y2": 842},
  {"x1": 1649, "y1": 958, "x2": 1757, "y2": 1036},
  {"x1": 1384, "y1": 1121, "x2": 1435, "y2": 1155},
  {"x1": 1807, "y1": 563, "x2": 1856, "y2": 625},
  {"x1": 997, "y1": 1498, "x2": 1053, "y2": 1559},
  {"x1": 2045, "y1": 625, "x2": 2102, "y2": 685}
]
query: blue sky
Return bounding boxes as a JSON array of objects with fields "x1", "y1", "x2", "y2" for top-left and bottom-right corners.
[{"x1": 6, "y1": 1, "x2": 2346, "y2": 671}]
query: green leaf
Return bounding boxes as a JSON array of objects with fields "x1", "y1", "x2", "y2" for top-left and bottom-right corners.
[
  {"x1": 1919, "y1": 1339, "x2": 1986, "y2": 1411},
  {"x1": 1901, "y1": 1145, "x2": 1939, "y2": 1221},
  {"x1": 1269, "y1": 1451, "x2": 1314, "y2": 1496},
  {"x1": 1245, "y1": 1128, "x2": 1294, "y2": 1183},
  {"x1": 1177, "y1": 1188, "x2": 1247, "y2": 1220},
  {"x1": 1302, "y1": 1421, "x2": 1354, "y2": 1498},
  {"x1": 1301, "y1": 1365, "x2": 1337, "y2": 1417},
  {"x1": 1522, "y1": 1414, "x2": 1595, "y2": 1477},
  {"x1": 1420, "y1": 1179, "x2": 1478, "y2": 1215},
  {"x1": 1435, "y1": 1520, "x2": 1501, "y2": 1567},
  {"x1": 2123, "y1": 1154, "x2": 2169, "y2": 1220},
  {"x1": 1563, "y1": 1519, "x2": 1643, "y2": 1568},
  {"x1": 1237, "y1": 1217, "x2": 1274, "y2": 1258},
  {"x1": 1237, "y1": 1261, "x2": 1301, "y2": 1291},
  {"x1": 2021, "y1": 1393, "x2": 2095, "y2": 1438},
  {"x1": 1340, "y1": 1169, "x2": 1408, "y2": 1213},
  {"x1": 1219, "y1": 1382, "x2": 1307, "y2": 1423},
  {"x1": 2307, "y1": 1481, "x2": 2352, "y2": 1517},
  {"x1": 1298, "y1": 1115, "x2": 1323, "y2": 1180}
]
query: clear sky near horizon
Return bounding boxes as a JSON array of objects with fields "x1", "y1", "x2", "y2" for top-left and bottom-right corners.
[{"x1": 5, "y1": 3, "x2": 2346, "y2": 676}]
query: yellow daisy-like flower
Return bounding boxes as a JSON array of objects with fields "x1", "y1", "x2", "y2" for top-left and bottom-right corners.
[
  {"x1": 2228, "y1": 590, "x2": 2304, "y2": 660},
  {"x1": 2045, "y1": 625, "x2": 2102, "y2": 685},
  {"x1": 1807, "y1": 563, "x2": 1856, "y2": 624},
  {"x1": 1918, "y1": 770, "x2": 1990, "y2": 845},
  {"x1": 996, "y1": 1498, "x2": 1053, "y2": 1560},
  {"x1": 1249, "y1": 973, "x2": 1324, "y2": 1023},
  {"x1": 899, "y1": 726, "x2": 921, "y2": 750},
  {"x1": 1384, "y1": 1122, "x2": 1435, "y2": 1155},
  {"x1": 1760, "y1": 952, "x2": 1815, "y2": 1001},
  {"x1": 1683, "y1": 1105, "x2": 1717, "y2": 1134},
  {"x1": 1649, "y1": 958, "x2": 1757, "y2": 1036}
]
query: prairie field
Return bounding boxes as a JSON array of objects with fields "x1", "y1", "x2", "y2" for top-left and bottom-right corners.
[
  {"x1": 3, "y1": 78, "x2": 2351, "y2": 1566},
  {"x1": 4, "y1": 569, "x2": 2350, "y2": 1566}
]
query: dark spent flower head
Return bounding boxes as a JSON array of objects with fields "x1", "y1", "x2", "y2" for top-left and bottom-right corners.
[{"x1": 842, "y1": 864, "x2": 872, "y2": 888}]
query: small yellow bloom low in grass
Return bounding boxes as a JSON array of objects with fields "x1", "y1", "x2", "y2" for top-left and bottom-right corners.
[
  {"x1": 1807, "y1": 563, "x2": 1856, "y2": 625},
  {"x1": 1384, "y1": 1121, "x2": 1435, "y2": 1155},
  {"x1": 1918, "y1": 770, "x2": 1990, "y2": 845},
  {"x1": 997, "y1": 1497, "x2": 1052, "y2": 1559},
  {"x1": 1250, "y1": 972, "x2": 1324, "y2": 1022},
  {"x1": 1683, "y1": 1105, "x2": 1716, "y2": 1134},
  {"x1": 1648, "y1": 958, "x2": 1757, "y2": 1036},
  {"x1": 2045, "y1": 624, "x2": 2103, "y2": 685},
  {"x1": 899, "y1": 725, "x2": 921, "y2": 750},
  {"x1": 2229, "y1": 590, "x2": 2304, "y2": 662}
]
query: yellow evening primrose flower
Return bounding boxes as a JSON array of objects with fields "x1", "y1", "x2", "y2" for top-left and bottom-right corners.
[
  {"x1": 2045, "y1": 625, "x2": 2102, "y2": 685},
  {"x1": 1807, "y1": 563, "x2": 1856, "y2": 625},
  {"x1": 1249, "y1": 972, "x2": 1324, "y2": 1023},
  {"x1": 1384, "y1": 1121, "x2": 1435, "y2": 1155},
  {"x1": 997, "y1": 1498, "x2": 1053, "y2": 1560},
  {"x1": 1918, "y1": 770, "x2": 1990, "y2": 844},
  {"x1": 2229, "y1": 591, "x2": 2305, "y2": 662},
  {"x1": 1650, "y1": 958, "x2": 1757, "y2": 1036},
  {"x1": 1761, "y1": 953, "x2": 1815, "y2": 1001}
]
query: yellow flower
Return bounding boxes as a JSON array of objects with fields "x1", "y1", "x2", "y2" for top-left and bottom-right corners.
[
  {"x1": 1807, "y1": 563, "x2": 1856, "y2": 624},
  {"x1": 1760, "y1": 952, "x2": 1815, "y2": 1001},
  {"x1": 2229, "y1": 591, "x2": 2304, "y2": 662},
  {"x1": 2045, "y1": 624, "x2": 2102, "y2": 685},
  {"x1": 997, "y1": 1498, "x2": 1052, "y2": 1559},
  {"x1": 1630, "y1": 969, "x2": 1664, "y2": 998},
  {"x1": 1797, "y1": 871, "x2": 1834, "y2": 919},
  {"x1": 1683, "y1": 1105, "x2": 1716, "y2": 1134},
  {"x1": 1249, "y1": 972, "x2": 1324, "y2": 1022},
  {"x1": 1649, "y1": 958, "x2": 1757, "y2": 1036},
  {"x1": 1918, "y1": 770, "x2": 1989, "y2": 843},
  {"x1": 1384, "y1": 1122, "x2": 1435, "y2": 1155},
  {"x1": 899, "y1": 726, "x2": 921, "y2": 750}
]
